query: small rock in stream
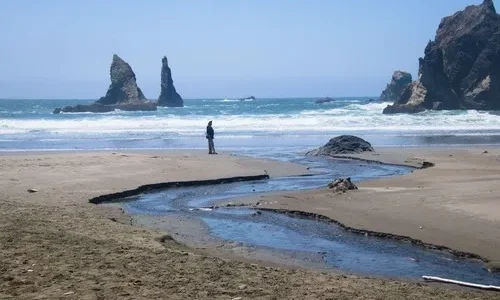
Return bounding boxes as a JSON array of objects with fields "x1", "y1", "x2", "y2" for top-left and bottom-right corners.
[{"x1": 327, "y1": 178, "x2": 358, "y2": 193}]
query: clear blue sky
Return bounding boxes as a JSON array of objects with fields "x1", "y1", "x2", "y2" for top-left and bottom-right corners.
[{"x1": 0, "y1": 0, "x2": 494, "y2": 99}]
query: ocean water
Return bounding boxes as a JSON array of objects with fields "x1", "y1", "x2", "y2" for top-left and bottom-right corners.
[{"x1": 2, "y1": 97, "x2": 500, "y2": 152}]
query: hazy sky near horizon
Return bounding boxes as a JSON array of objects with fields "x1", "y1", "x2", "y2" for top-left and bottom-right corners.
[{"x1": 0, "y1": 0, "x2": 495, "y2": 99}]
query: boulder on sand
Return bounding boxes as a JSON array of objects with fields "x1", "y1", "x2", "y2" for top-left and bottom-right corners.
[
  {"x1": 306, "y1": 135, "x2": 374, "y2": 156},
  {"x1": 328, "y1": 177, "x2": 358, "y2": 193}
]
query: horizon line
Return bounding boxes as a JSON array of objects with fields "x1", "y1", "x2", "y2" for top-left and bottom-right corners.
[{"x1": 0, "y1": 96, "x2": 381, "y2": 101}]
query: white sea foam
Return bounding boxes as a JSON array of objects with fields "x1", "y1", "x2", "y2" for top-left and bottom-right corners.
[
  {"x1": 214, "y1": 98, "x2": 255, "y2": 102},
  {"x1": 2, "y1": 109, "x2": 500, "y2": 136}
]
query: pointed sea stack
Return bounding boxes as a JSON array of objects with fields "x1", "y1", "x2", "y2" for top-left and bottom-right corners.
[
  {"x1": 158, "y1": 56, "x2": 183, "y2": 107},
  {"x1": 383, "y1": 0, "x2": 500, "y2": 114},
  {"x1": 53, "y1": 54, "x2": 156, "y2": 113},
  {"x1": 96, "y1": 54, "x2": 148, "y2": 105}
]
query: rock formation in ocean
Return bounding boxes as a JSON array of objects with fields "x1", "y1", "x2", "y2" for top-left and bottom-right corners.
[
  {"x1": 238, "y1": 96, "x2": 256, "y2": 101},
  {"x1": 383, "y1": 0, "x2": 500, "y2": 114},
  {"x1": 54, "y1": 54, "x2": 155, "y2": 114},
  {"x1": 315, "y1": 97, "x2": 335, "y2": 104},
  {"x1": 96, "y1": 54, "x2": 148, "y2": 105},
  {"x1": 157, "y1": 56, "x2": 183, "y2": 107},
  {"x1": 53, "y1": 102, "x2": 156, "y2": 114},
  {"x1": 379, "y1": 71, "x2": 412, "y2": 102},
  {"x1": 305, "y1": 135, "x2": 374, "y2": 156}
]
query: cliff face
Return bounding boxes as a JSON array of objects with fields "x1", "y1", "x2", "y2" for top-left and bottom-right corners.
[
  {"x1": 157, "y1": 56, "x2": 183, "y2": 107},
  {"x1": 96, "y1": 54, "x2": 148, "y2": 105},
  {"x1": 384, "y1": 0, "x2": 500, "y2": 114},
  {"x1": 379, "y1": 71, "x2": 412, "y2": 102}
]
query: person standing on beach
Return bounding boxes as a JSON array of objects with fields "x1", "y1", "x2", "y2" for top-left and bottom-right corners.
[{"x1": 206, "y1": 121, "x2": 217, "y2": 154}]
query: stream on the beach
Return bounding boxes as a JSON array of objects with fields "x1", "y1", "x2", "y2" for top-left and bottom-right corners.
[{"x1": 117, "y1": 152, "x2": 500, "y2": 285}]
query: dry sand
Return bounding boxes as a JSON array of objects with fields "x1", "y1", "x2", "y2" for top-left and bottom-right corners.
[{"x1": 0, "y1": 150, "x2": 498, "y2": 299}]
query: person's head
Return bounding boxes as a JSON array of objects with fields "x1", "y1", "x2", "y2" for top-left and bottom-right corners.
[{"x1": 208, "y1": 121, "x2": 212, "y2": 126}]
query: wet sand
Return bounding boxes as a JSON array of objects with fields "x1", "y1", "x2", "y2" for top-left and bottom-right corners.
[
  {"x1": 0, "y1": 150, "x2": 498, "y2": 299},
  {"x1": 230, "y1": 147, "x2": 500, "y2": 266}
]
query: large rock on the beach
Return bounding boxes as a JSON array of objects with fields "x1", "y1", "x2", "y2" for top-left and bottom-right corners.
[
  {"x1": 54, "y1": 55, "x2": 155, "y2": 113},
  {"x1": 379, "y1": 71, "x2": 412, "y2": 102},
  {"x1": 96, "y1": 54, "x2": 148, "y2": 105},
  {"x1": 384, "y1": 0, "x2": 500, "y2": 114},
  {"x1": 157, "y1": 56, "x2": 183, "y2": 107},
  {"x1": 328, "y1": 177, "x2": 358, "y2": 193},
  {"x1": 306, "y1": 135, "x2": 374, "y2": 156}
]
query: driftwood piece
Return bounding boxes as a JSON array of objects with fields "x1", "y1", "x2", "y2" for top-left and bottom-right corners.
[{"x1": 422, "y1": 276, "x2": 500, "y2": 291}]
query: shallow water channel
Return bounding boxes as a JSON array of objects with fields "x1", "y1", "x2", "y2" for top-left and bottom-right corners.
[{"x1": 119, "y1": 154, "x2": 500, "y2": 285}]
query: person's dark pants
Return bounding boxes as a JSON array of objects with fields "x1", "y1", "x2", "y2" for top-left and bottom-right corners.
[{"x1": 208, "y1": 138, "x2": 215, "y2": 154}]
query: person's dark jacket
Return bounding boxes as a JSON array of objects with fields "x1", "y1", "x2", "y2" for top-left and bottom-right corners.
[{"x1": 206, "y1": 126, "x2": 214, "y2": 139}]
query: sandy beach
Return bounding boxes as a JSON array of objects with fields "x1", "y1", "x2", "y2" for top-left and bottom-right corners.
[
  {"x1": 1, "y1": 150, "x2": 499, "y2": 299},
  {"x1": 6, "y1": 0, "x2": 500, "y2": 299}
]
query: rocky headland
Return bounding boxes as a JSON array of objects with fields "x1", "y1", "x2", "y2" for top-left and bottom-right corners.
[{"x1": 383, "y1": 0, "x2": 500, "y2": 114}]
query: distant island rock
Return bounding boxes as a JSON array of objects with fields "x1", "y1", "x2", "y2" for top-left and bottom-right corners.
[
  {"x1": 238, "y1": 96, "x2": 256, "y2": 101},
  {"x1": 306, "y1": 135, "x2": 374, "y2": 156},
  {"x1": 315, "y1": 97, "x2": 335, "y2": 104},
  {"x1": 383, "y1": 0, "x2": 500, "y2": 114},
  {"x1": 379, "y1": 71, "x2": 412, "y2": 103},
  {"x1": 157, "y1": 56, "x2": 183, "y2": 107},
  {"x1": 54, "y1": 55, "x2": 156, "y2": 114}
]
